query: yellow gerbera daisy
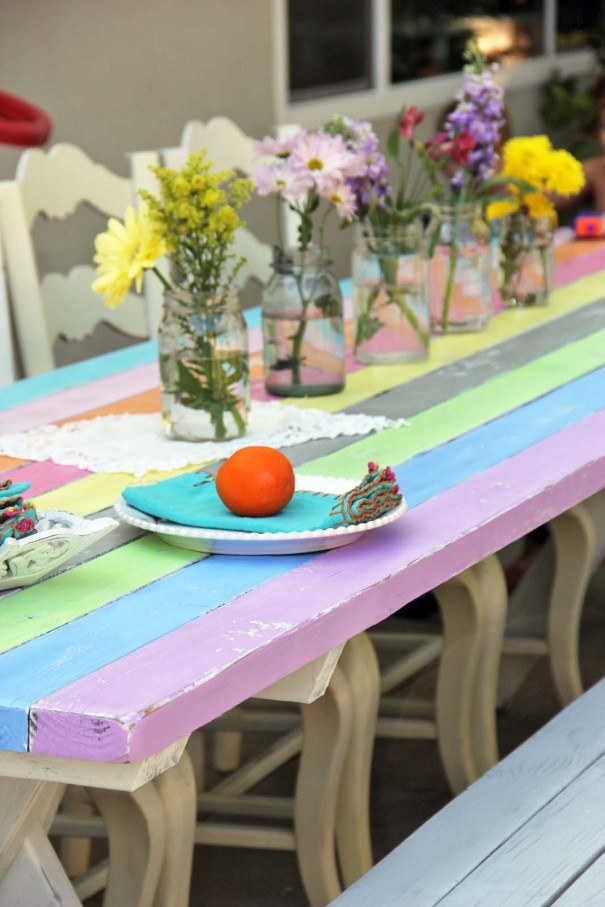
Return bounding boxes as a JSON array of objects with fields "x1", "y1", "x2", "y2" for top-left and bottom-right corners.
[{"x1": 92, "y1": 204, "x2": 166, "y2": 308}]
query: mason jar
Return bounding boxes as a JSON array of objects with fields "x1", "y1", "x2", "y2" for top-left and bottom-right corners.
[
  {"x1": 158, "y1": 287, "x2": 249, "y2": 442},
  {"x1": 430, "y1": 203, "x2": 493, "y2": 333},
  {"x1": 261, "y1": 246, "x2": 345, "y2": 396},
  {"x1": 352, "y1": 221, "x2": 430, "y2": 363}
]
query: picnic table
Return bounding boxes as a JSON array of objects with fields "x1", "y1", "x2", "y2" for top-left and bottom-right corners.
[{"x1": 0, "y1": 235, "x2": 604, "y2": 905}]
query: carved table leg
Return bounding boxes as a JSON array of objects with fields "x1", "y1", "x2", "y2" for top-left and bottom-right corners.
[
  {"x1": 548, "y1": 492, "x2": 605, "y2": 706},
  {"x1": 335, "y1": 633, "x2": 380, "y2": 888},
  {"x1": 433, "y1": 554, "x2": 507, "y2": 793},
  {"x1": 152, "y1": 749, "x2": 197, "y2": 907},
  {"x1": 295, "y1": 660, "x2": 353, "y2": 907},
  {"x1": 88, "y1": 782, "x2": 166, "y2": 907}
]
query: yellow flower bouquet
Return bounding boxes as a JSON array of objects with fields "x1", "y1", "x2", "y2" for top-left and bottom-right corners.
[
  {"x1": 93, "y1": 153, "x2": 253, "y2": 442},
  {"x1": 488, "y1": 136, "x2": 585, "y2": 306}
]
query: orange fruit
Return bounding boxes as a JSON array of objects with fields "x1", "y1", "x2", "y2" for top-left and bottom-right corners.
[{"x1": 215, "y1": 446, "x2": 295, "y2": 517}]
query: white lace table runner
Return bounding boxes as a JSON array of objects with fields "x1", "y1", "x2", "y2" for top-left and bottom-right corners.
[{"x1": 0, "y1": 402, "x2": 409, "y2": 476}]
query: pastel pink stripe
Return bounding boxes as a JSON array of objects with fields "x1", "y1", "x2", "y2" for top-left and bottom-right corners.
[
  {"x1": 5, "y1": 362, "x2": 160, "y2": 433},
  {"x1": 556, "y1": 245, "x2": 605, "y2": 288},
  {"x1": 0, "y1": 460, "x2": 90, "y2": 496},
  {"x1": 32, "y1": 407, "x2": 605, "y2": 761},
  {"x1": 248, "y1": 326, "x2": 262, "y2": 352}
]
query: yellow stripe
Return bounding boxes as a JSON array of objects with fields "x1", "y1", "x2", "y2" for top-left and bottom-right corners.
[
  {"x1": 36, "y1": 466, "x2": 194, "y2": 516},
  {"x1": 294, "y1": 272, "x2": 604, "y2": 412}
]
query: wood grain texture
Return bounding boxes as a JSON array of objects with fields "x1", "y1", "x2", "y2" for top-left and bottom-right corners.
[
  {"x1": 30, "y1": 407, "x2": 605, "y2": 760},
  {"x1": 329, "y1": 678, "x2": 605, "y2": 907}
]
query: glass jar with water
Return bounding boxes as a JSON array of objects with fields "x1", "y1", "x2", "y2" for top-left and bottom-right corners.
[{"x1": 261, "y1": 247, "x2": 345, "y2": 397}]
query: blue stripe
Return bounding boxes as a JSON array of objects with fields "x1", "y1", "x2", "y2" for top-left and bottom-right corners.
[
  {"x1": 396, "y1": 366, "x2": 605, "y2": 509},
  {"x1": 243, "y1": 306, "x2": 261, "y2": 330},
  {"x1": 0, "y1": 552, "x2": 310, "y2": 751},
  {"x1": 1, "y1": 365, "x2": 603, "y2": 751},
  {"x1": 0, "y1": 342, "x2": 157, "y2": 411}
]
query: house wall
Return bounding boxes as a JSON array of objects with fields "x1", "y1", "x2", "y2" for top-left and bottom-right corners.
[{"x1": 0, "y1": 1, "x2": 562, "y2": 364}]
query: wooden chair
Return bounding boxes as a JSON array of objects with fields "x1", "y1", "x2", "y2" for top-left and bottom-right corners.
[
  {"x1": 0, "y1": 143, "x2": 160, "y2": 377},
  {"x1": 0, "y1": 237, "x2": 16, "y2": 385},
  {"x1": 159, "y1": 116, "x2": 273, "y2": 292}
]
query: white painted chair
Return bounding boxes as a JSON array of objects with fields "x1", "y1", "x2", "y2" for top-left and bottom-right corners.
[
  {"x1": 160, "y1": 116, "x2": 273, "y2": 291},
  {"x1": 0, "y1": 237, "x2": 16, "y2": 385},
  {"x1": 0, "y1": 143, "x2": 160, "y2": 377}
]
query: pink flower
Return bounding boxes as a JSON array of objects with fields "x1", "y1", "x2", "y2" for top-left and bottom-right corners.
[
  {"x1": 399, "y1": 106, "x2": 425, "y2": 141},
  {"x1": 289, "y1": 132, "x2": 364, "y2": 193},
  {"x1": 385, "y1": 466, "x2": 396, "y2": 482},
  {"x1": 325, "y1": 182, "x2": 357, "y2": 220},
  {"x1": 368, "y1": 461, "x2": 378, "y2": 473},
  {"x1": 254, "y1": 134, "x2": 302, "y2": 157},
  {"x1": 253, "y1": 162, "x2": 312, "y2": 199}
]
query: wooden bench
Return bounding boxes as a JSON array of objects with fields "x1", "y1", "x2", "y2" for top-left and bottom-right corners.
[{"x1": 330, "y1": 675, "x2": 605, "y2": 906}]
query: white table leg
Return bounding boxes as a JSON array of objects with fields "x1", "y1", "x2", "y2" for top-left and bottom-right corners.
[
  {"x1": 433, "y1": 554, "x2": 507, "y2": 793},
  {"x1": 152, "y1": 749, "x2": 197, "y2": 907},
  {"x1": 548, "y1": 492, "x2": 605, "y2": 705},
  {"x1": 335, "y1": 633, "x2": 380, "y2": 888},
  {"x1": 295, "y1": 660, "x2": 353, "y2": 907},
  {"x1": 88, "y1": 782, "x2": 166, "y2": 907}
]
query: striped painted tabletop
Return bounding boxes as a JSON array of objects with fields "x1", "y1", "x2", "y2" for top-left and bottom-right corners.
[{"x1": 0, "y1": 238, "x2": 604, "y2": 765}]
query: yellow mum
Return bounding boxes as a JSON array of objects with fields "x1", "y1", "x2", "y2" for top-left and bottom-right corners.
[
  {"x1": 544, "y1": 150, "x2": 585, "y2": 196},
  {"x1": 92, "y1": 204, "x2": 166, "y2": 308}
]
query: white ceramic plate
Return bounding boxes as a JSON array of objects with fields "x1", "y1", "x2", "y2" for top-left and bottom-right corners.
[{"x1": 114, "y1": 475, "x2": 407, "y2": 556}]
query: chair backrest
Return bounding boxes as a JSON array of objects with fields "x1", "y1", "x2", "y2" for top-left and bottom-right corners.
[
  {"x1": 0, "y1": 143, "x2": 160, "y2": 376},
  {"x1": 0, "y1": 238, "x2": 16, "y2": 386},
  {"x1": 160, "y1": 117, "x2": 273, "y2": 290}
]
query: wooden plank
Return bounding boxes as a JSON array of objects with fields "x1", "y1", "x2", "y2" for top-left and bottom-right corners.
[
  {"x1": 328, "y1": 679, "x2": 605, "y2": 907},
  {"x1": 554, "y1": 851, "x2": 605, "y2": 904},
  {"x1": 33, "y1": 465, "x2": 193, "y2": 517},
  {"x1": 300, "y1": 361, "x2": 605, "y2": 481},
  {"x1": 30, "y1": 408, "x2": 605, "y2": 761},
  {"x1": 0, "y1": 536, "x2": 201, "y2": 654},
  {"x1": 0, "y1": 461, "x2": 90, "y2": 496},
  {"x1": 0, "y1": 549, "x2": 309, "y2": 752},
  {"x1": 0, "y1": 341, "x2": 156, "y2": 411},
  {"x1": 440, "y1": 753, "x2": 605, "y2": 905},
  {"x1": 2, "y1": 361, "x2": 160, "y2": 434}
]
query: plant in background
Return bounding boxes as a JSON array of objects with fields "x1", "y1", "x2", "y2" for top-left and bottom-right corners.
[
  {"x1": 487, "y1": 135, "x2": 585, "y2": 304},
  {"x1": 541, "y1": 27, "x2": 605, "y2": 158},
  {"x1": 93, "y1": 152, "x2": 253, "y2": 440}
]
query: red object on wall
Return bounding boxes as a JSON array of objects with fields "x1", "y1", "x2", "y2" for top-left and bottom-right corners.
[{"x1": 0, "y1": 91, "x2": 52, "y2": 147}]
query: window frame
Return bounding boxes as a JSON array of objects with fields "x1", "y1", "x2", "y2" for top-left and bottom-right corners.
[{"x1": 272, "y1": 0, "x2": 595, "y2": 128}]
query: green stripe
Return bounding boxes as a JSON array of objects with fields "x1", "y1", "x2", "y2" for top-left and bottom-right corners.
[
  {"x1": 299, "y1": 325, "x2": 605, "y2": 479},
  {"x1": 0, "y1": 537, "x2": 202, "y2": 654}
]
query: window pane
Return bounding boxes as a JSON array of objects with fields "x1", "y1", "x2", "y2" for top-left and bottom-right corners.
[
  {"x1": 557, "y1": 0, "x2": 605, "y2": 52},
  {"x1": 288, "y1": 0, "x2": 373, "y2": 102},
  {"x1": 391, "y1": 0, "x2": 545, "y2": 85}
]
